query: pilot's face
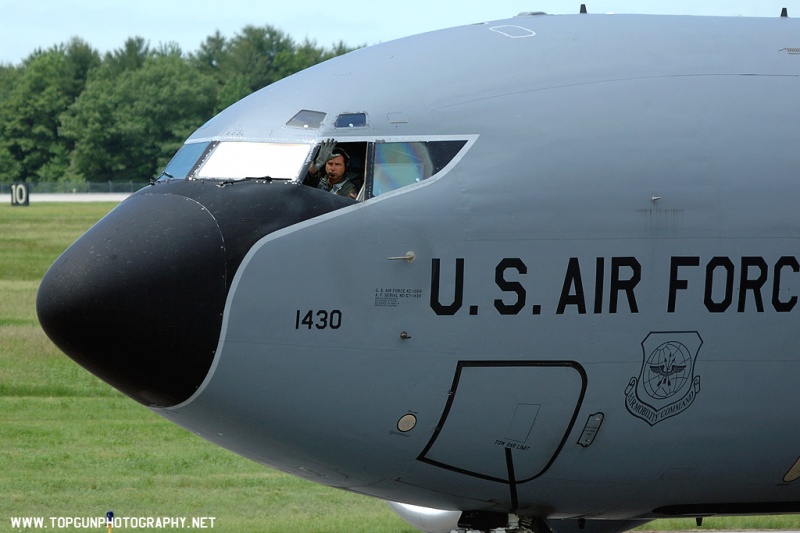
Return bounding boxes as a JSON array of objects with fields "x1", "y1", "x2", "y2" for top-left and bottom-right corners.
[{"x1": 325, "y1": 155, "x2": 346, "y2": 183}]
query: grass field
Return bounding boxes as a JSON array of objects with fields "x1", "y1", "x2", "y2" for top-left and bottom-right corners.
[{"x1": 1, "y1": 202, "x2": 798, "y2": 532}]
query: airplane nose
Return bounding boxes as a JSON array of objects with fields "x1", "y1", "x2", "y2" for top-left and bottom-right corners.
[
  {"x1": 37, "y1": 182, "x2": 354, "y2": 407},
  {"x1": 37, "y1": 192, "x2": 227, "y2": 407}
]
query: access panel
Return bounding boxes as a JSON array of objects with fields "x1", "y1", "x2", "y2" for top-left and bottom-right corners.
[{"x1": 419, "y1": 361, "x2": 586, "y2": 483}]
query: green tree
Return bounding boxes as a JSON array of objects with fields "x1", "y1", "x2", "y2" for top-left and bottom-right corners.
[
  {"x1": 0, "y1": 25, "x2": 359, "y2": 186},
  {"x1": 0, "y1": 64, "x2": 21, "y2": 179},
  {"x1": 192, "y1": 30, "x2": 227, "y2": 74},
  {"x1": 190, "y1": 24, "x2": 360, "y2": 95},
  {"x1": 0, "y1": 63, "x2": 20, "y2": 101},
  {"x1": 0, "y1": 38, "x2": 99, "y2": 183},
  {"x1": 103, "y1": 36, "x2": 150, "y2": 77},
  {"x1": 154, "y1": 42, "x2": 183, "y2": 58},
  {"x1": 192, "y1": 31, "x2": 250, "y2": 112},
  {"x1": 229, "y1": 25, "x2": 298, "y2": 91},
  {"x1": 62, "y1": 53, "x2": 217, "y2": 182}
]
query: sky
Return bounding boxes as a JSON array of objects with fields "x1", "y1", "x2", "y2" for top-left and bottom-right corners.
[{"x1": 2, "y1": 0, "x2": 799, "y2": 66}]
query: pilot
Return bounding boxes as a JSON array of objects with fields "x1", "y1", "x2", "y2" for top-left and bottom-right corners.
[{"x1": 305, "y1": 140, "x2": 360, "y2": 199}]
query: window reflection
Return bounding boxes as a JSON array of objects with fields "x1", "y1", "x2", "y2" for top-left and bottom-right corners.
[{"x1": 371, "y1": 140, "x2": 467, "y2": 197}]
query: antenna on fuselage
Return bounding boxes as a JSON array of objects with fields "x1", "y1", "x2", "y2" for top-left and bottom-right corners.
[
  {"x1": 580, "y1": 4, "x2": 587, "y2": 14},
  {"x1": 780, "y1": 7, "x2": 788, "y2": 17}
]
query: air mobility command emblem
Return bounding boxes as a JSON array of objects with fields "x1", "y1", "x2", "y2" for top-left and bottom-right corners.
[{"x1": 625, "y1": 331, "x2": 702, "y2": 425}]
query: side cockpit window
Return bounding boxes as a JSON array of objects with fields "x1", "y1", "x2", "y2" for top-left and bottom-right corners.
[
  {"x1": 370, "y1": 140, "x2": 467, "y2": 198},
  {"x1": 303, "y1": 137, "x2": 470, "y2": 201}
]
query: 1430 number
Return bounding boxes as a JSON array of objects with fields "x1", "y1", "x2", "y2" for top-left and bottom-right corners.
[{"x1": 295, "y1": 309, "x2": 342, "y2": 330}]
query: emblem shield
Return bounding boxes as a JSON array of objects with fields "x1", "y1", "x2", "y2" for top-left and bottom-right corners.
[{"x1": 625, "y1": 331, "x2": 702, "y2": 426}]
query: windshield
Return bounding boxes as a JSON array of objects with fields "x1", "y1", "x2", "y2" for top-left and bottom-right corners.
[
  {"x1": 160, "y1": 142, "x2": 212, "y2": 180},
  {"x1": 195, "y1": 142, "x2": 312, "y2": 181}
]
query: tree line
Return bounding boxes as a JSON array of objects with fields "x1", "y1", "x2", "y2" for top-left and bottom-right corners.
[{"x1": 0, "y1": 27, "x2": 358, "y2": 185}]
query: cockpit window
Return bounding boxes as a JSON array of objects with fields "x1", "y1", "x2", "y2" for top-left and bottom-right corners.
[
  {"x1": 370, "y1": 140, "x2": 467, "y2": 197},
  {"x1": 335, "y1": 113, "x2": 367, "y2": 128},
  {"x1": 286, "y1": 109, "x2": 326, "y2": 129},
  {"x1": 195, "y1": 142, "x2": 312, "y2": 181},
  {"x1": 158, "y1": 141, "x2": 212, "y2": 180},
  {"x1": 162, "y1": 137, "x2": 471, "y2": 195}
]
